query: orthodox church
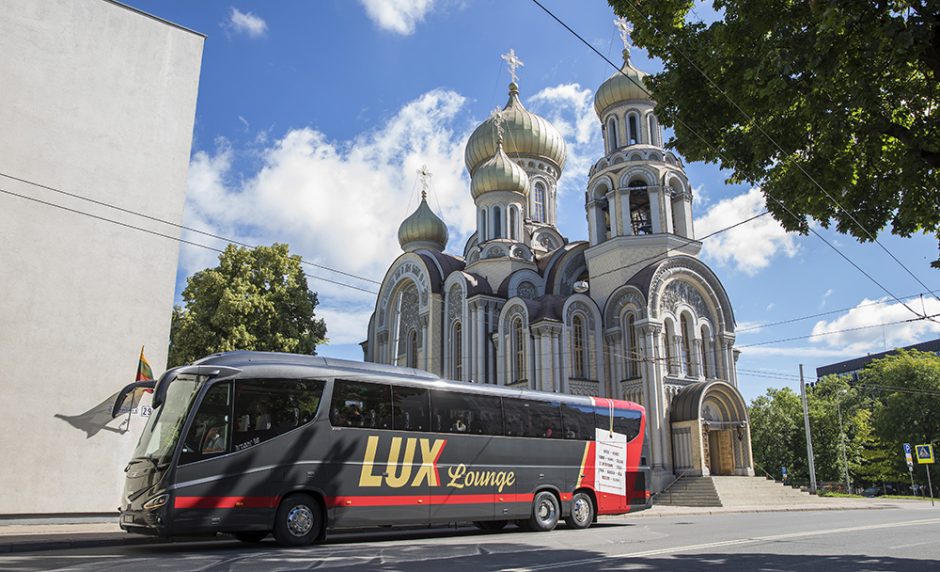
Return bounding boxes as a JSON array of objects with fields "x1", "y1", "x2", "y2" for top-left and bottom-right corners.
[{"x1": 362, "y1": 29, "x2": 754, "y2": 491}]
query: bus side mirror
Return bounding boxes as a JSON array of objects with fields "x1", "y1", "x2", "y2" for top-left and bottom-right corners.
[{"x1": 111, "y1": 380, "x2": 156, "y2": 418}]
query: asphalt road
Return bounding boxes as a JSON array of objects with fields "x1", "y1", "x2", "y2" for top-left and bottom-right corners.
[{"x1": 2, "y1": 505, "x2": 938, "y2": 571}]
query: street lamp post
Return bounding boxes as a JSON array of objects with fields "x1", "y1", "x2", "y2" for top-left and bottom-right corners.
[{"x1": 800, "y1": 364, "x2": 817, "y2": 494}]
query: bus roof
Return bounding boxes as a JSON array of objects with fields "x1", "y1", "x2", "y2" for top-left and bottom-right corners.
[{"x1": 191, "y1": 351, "x2": 630, "y2": 408}]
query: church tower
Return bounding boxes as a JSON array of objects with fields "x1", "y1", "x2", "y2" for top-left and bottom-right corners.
[{"x1": 584, "y1": 22, "x2": 699, "y2": 304}]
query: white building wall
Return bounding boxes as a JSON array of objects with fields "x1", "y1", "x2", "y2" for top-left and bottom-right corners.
[{"x1": 0, "y1": 0, "x2": 203, "y2": 514}]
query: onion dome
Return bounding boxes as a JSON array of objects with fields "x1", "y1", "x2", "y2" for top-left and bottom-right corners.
[
  {"x1": 398, "y1": 192, "x2": 448, "y2": 252},
  {"x1": 465, "y1": 83, "x2": 567, "y2": 176},
  {"x1": 470, "y1": 140, "x2": 530, "y2": 199},
  {"x1": 594, "y1": 50, "x2": 650, "y2": 118}
]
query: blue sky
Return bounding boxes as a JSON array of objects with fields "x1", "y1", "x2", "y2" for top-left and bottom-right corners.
[{"x1": 127, "y1": 0, "x2": 940, "y2": 402}]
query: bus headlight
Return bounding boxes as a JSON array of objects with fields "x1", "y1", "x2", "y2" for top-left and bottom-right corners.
[{"x1": 143, "y1": 493, "x2": 169, "y2": 510}]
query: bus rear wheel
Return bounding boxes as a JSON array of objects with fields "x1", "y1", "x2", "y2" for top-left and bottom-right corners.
[
  {"x1": 563, "y1": 492, "x2": 594, "y2": 529},
  {"x1": 527, "y1": 491, "x2": 560, "y2": 532},
  {"x1": 473, "y1": 520, "x2": 508, "y2": 531},
  {"x1": 273, "y1": 494, "x2": 323, "y2": 547}
]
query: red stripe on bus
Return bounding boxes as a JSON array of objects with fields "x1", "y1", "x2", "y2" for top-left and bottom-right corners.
[
  {"x1": 323, "y1": 493, "x2": 536, "y2": 508},
  {"x1": 174, "y1": 496, "x2": 279, "y2": 509}
]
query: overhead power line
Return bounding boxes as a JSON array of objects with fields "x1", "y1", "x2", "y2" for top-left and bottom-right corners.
[
  {"x1": 0, "y1": 185, "x2": 380, "y2": 296},
  {"x1": 0, "y1": 171, "x2": 383, "y2": 286}
]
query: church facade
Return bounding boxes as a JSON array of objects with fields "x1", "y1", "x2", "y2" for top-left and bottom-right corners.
[{"x1": 362, "y1": 43, "x2": 754, "y2": 491}]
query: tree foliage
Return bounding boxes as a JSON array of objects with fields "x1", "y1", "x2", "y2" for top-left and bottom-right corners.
[
  {"x1": 860, "y1": 349, "x2": 940, "y2": 448},
  {"x1": 168, "y1": 243, "x2": 327, "y2": 367},
  {"x1": 748, "y1": 351, "x2": 940, "y2": 489},
  {"x1": 610, "y1": 0, "x2": 940, "y2": 265}
]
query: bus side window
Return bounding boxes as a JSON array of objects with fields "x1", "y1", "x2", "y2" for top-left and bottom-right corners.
[
  {"x1": 392, "y1": 386, "x2": 428, "y2": 432},
  {"x1": 501, "y1": 398, "x2": 530, "y2": 437},
  {"x1": 612, "y1": 408, "x2": 642, "y2": 441},
  {"x1": 232, "y1": 379, "x2": 325, "y2": 451},
  {"x1": 561, "y1": 402, "x2": 596, "y2": 441},
  {"x1": 429, "y1": 390, "x2": 501, "y2": 435},
  {"x1": 179, "y1": 381, "x2": 232, "y2": 465},
  {"x1": 330, "y1": 379, "x2": 392, "y2": 430},
  {"x1": 526, "y1": 399, "x2": 562, "y2": 438}
]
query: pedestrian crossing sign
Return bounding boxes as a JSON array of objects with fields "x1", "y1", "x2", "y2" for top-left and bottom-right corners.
[{"x1": 916, "y1": 444, "x2": 935, "y2": 464}]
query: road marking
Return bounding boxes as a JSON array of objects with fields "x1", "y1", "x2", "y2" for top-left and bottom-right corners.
[{"x1": 504, "y1": 517, "x2": 940, "y2": 571}]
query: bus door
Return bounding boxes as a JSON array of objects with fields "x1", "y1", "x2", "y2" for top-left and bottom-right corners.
[
  {"x1": 171, "y1": 380, "x2": 245, "y2": 532},
  {"x1": 328, "y1": 380, "x2": 430, "y2": 527}
]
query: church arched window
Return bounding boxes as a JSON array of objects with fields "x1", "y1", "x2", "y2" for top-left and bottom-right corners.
[
  {"x1": 480, "y1": 209, "x2": 487, "y2": 241},
  {"x1": 628, "y1": 113, "x2": 639, "y2": 145},
  {"x1": 606, "y1": 117, "x2": 618, "y2": 153},
  {"x1": 512, "y1": 317, "x2": 526, "y2": 383},
  {"x1": 571, "y1": 314, "x2": 588, "y2": 379},
  {"x1": 625, "y1": 313, "x2": 639, "y2": 379},
  {"x1": 452, "y1": 321, "x2": 462, "y2": 380},
  {"x1": 629, "y1": 180, "x2": 652, "y2": 235},
  {"x1": 493, "y1": 206, "x2": 502, "y2": 238},
  {"x1": 648, "y1": 114, "x2": 660, "y2": 147},
  {"x1": 700, "y1": 324, "x2": 710, "y2": 379},
  {"x1": 664, "y1": 319, "x2": 677, "y2": 376},
  {"x1": 407, "y1": 330, "x2": 418, "y2": 368},
  {"x1": 534, "y1": 183, "x2": 546, "y2": 222},
  {"x1": 509, "y1": 206, "x2": 518, "y2": 241},
  {"x1": 680, "y1": 314, "x2": 693, "y2": 376}
]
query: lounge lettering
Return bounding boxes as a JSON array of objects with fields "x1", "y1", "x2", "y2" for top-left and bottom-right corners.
[
  {"x1": 359, "y1": 436, "x2": 446, "y2": 488},
  {"x1": 446, "y1": 464, "x2": 515, "y2": 493}
]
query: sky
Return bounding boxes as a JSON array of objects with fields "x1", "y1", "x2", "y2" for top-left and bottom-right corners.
[{"x1": 126, "y1": 0, "x2": 940, "y2": 403}]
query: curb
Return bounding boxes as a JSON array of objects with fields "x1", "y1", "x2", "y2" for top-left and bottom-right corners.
[
  {"x1": 0, "y1": 534, "x2": 212, "y2": 554},
  {"x1": 616, "y1": 503, "x2": 896, "y2": 519}
]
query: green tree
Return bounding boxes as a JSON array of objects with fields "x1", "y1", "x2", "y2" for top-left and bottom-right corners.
[
  {"x1": 748, "y1": 387, "x2": 805, "y2": 479},
  {"x1": 168, "y1": 243, "x2": 327, "y2": 366},
  {"x1": 860, "y1": 349, "x2": 940, "y2": 449},
  {"x1": 610, "y1": 1, "x2": 940, "y2": 266}
]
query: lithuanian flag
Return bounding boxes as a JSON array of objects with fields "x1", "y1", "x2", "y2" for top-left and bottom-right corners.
[{"x1": 136, "y1": 346, "x2": 154, "y2": 382}]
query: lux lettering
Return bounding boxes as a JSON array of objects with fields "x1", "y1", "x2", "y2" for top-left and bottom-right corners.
[{"x1": 359, "y1": 436, "x2": 446, "y2": 488}]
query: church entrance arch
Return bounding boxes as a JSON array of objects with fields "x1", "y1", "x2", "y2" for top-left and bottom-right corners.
[{"x1": 669, "y1": 381, "x2": 753, "y2": 477}]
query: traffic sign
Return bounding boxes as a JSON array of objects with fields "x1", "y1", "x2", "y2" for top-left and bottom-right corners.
[
  {"x1": 904, "y1": 442, "x2": 914, "y2": 471},
  {"x1": 916, "y1": 444, "x2": 935, "y2": 464}
]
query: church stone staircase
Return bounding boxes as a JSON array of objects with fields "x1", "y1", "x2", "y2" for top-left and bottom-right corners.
[{"x1": 654, "y1": 476, "x2": 817, "y2": 507}]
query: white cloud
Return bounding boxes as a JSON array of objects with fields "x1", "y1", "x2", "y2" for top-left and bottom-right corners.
[
  {"x1": 819, "y1": 288, "x2": 833, "y2": 310},
  {"x1": 694, "y1": 187, "x2": 798, "y2": 274},
  {"x1": 226, "y1": 7, "x2": 268, "y2": 38},
  {"x1": 810, "y1": 297, "x2": 940, "y2": 355},
  {"x1": 737, "y1": 345, "x2": 863, "y2": 359},
  {"x1": 527, "y1": 83, "x2": 602, "y2": 199},
  {"x1": 360, "y1": 0, "x2": 435, "y2": 35},
  {"x1": 182, "y1": 90, "x2": 474, "y2": 347}
]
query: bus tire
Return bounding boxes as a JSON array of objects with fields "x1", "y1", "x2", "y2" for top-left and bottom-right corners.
[
  {"x1": 273, "y1": 494, "x2": 323, "y2": 547},
  {"x1": 473, "y1": 520, "x2": 508, "y2": 531},
  {"x1": 234, "y1": 531, "x2": 268, "y2": 543},
  {"x1": 563, "y1": 491, "x2": 594, "y2": 529},
  {"x1": 527, "y1": 491, "x2": 560, "y2": 532}
]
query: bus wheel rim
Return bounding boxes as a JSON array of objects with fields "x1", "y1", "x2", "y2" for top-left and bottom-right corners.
[
  {"x1": 536, "y1": 497, "x2": 556, "y2": 524},
  {"x1": 286, "y1": 505, "x2": 314, "y2": 536},
  {"x1": 573, "y1": 497, "x2": 590, "y2": 524}
]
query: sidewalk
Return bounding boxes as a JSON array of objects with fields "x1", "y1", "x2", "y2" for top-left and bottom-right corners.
[{"x1": 0, "y1": 498, "x2": 924, "y2": 553}]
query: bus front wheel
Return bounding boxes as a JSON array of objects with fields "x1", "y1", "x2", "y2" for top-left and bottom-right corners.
[
  {"x1": 273, "y1": 494, "x2": 323, "y2": 547},
  {"x1": 563, "y1": 491, "x2": 594, "y2": 529},
  {"x1": 527, "y1": 491, "x2": 560, "y2": 532}
]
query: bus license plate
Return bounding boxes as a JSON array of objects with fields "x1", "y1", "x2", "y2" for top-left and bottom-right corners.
[{"x1": 122, "y1": 514, "x2": 134, "y2": 523}]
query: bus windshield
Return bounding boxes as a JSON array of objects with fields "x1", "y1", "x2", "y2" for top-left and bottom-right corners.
[{"x1": 132, "y1": 374, "x2": 204, "y2": 465}]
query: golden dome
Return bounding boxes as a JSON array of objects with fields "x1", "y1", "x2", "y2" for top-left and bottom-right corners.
[
  {"x1": 470, "y1": 141, "x2": 530, "y2": 199},
  {"x1": 594, "y1": 50, "x2": 651, "y2": 118},
  {"x1": 398, "y1": 193, "x2": 448, "y2": 252},
  {"x1": 465, "y1": 83, "x2": 567, "y2": 176}
]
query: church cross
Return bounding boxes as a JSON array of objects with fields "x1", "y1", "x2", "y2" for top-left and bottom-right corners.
[
  {"x1": 417, "y1": 165, "x2": 432, "y2": 199},
  {"x1": 614, "y1": 17, "x2": 633, "y2": 51},
  {"x1": 501, "y1": 48, "x2": 524, "y2": 84}
]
